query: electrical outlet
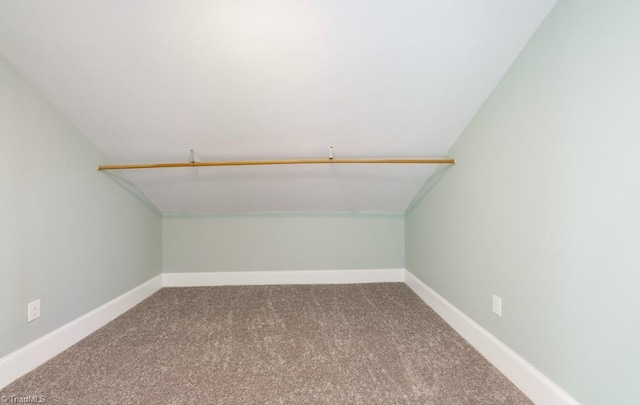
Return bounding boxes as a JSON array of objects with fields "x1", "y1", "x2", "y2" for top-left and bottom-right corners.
[
  {"x1": 28, "y1": 299, "x2": 41, "y2": 322},
  {"x1": 492, "y1": 295, "x2": 502, "y2": 317}
]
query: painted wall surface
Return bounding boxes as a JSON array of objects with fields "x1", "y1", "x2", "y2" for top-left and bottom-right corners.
[
  {"x1": 163, "y1": 214, "x2": 404, "y2": 272},
  {"x1": 405, "y1": 1, "x2": 640, "y2": 404},
  {"x1": 0, "y1": 55, "x2": 162, "y2": 358}
]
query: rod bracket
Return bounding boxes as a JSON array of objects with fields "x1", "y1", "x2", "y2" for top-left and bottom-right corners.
[{"x1": 189, "y1": 149, "x2": 198, "y2": 166}]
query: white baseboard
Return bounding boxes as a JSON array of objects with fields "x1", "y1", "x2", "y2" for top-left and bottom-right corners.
[
  {"x1": 404, "y1": 270, "x2": 579, "y2": 405},
  {"x1": 163, "y1": 268, "x2": 405, "y2": 287},
  {"x1": 0, "y1": 275, "x2": 163, "y2": 389}
]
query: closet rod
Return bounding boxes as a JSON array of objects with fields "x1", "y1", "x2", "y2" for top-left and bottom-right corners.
[{"x1": 97, "y1": 157, "x2": 455, "y2": 171}]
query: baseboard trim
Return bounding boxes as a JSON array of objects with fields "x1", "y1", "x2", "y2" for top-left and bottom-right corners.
[
  {"x1": 163, "y1": 268, "x2": 405, "y2": 287},
  {"x1": 0, "y1": 275, "x2": 163, "y2": 389},
  {"x1": 404, "y1": 270, "x2": 579, "y2": 405}
]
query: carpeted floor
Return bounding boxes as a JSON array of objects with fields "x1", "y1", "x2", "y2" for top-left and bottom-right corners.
[{"x1": 1, "y1": 283, "x2": 531, "y2": 404}]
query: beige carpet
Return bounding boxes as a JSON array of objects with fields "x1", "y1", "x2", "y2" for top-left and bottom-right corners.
[{"x1": 1, "y1": 283, "x2": 531, "y2": 404}]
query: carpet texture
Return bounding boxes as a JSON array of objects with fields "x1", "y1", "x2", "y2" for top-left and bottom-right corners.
[{"x1": 1, "y1": 283, "x2": 531, "y2": 404}]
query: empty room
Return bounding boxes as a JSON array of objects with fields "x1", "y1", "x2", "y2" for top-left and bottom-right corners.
[{"x1": 1, "y1": 0, "x2": 638, "y2": 403}]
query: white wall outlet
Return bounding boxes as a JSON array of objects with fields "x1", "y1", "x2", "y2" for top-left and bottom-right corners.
[
  {"x1": 28, "y1": 299, "x2": 41, "y2": 322},
  {"x1": 492, "y1": 295, "x2": 502, "y2": 317}
]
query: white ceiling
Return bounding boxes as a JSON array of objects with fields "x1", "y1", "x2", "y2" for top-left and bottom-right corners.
[{"x1": 0, "y1": 0, "x2": 556, "y2": 213}]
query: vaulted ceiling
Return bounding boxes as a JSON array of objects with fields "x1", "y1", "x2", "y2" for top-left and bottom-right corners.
[{"x1": 0, "y1": 0, "x2": 556, "y2": 213}]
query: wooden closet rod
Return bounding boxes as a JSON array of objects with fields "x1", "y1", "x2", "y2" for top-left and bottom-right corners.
[{"x1": 97, "y1": 157, "x2": 455, "y2": 171}]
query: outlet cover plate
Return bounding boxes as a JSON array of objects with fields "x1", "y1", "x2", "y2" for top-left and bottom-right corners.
[
  {"x1": 492, "y1": 295, "x2": 502, "y2": 317},
  {"x1": 28, "y1": 299, "x2": 41, "y2": 322}
]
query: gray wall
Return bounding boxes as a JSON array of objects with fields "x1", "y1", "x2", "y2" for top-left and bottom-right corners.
[
  {"x1": 0, "y1": 55, "x2": 162, "y2": 358},
  {"x1": 163, "y1": 213, "x2": 404, "y2": 272},
  {"x1": 405, "y1": 1, "x2": 640, "y2": 403}
]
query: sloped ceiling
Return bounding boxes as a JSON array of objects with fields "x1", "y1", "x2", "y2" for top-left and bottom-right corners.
[{"x1": 0, "y1": 0, "x2": 556, "y2": 213}]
